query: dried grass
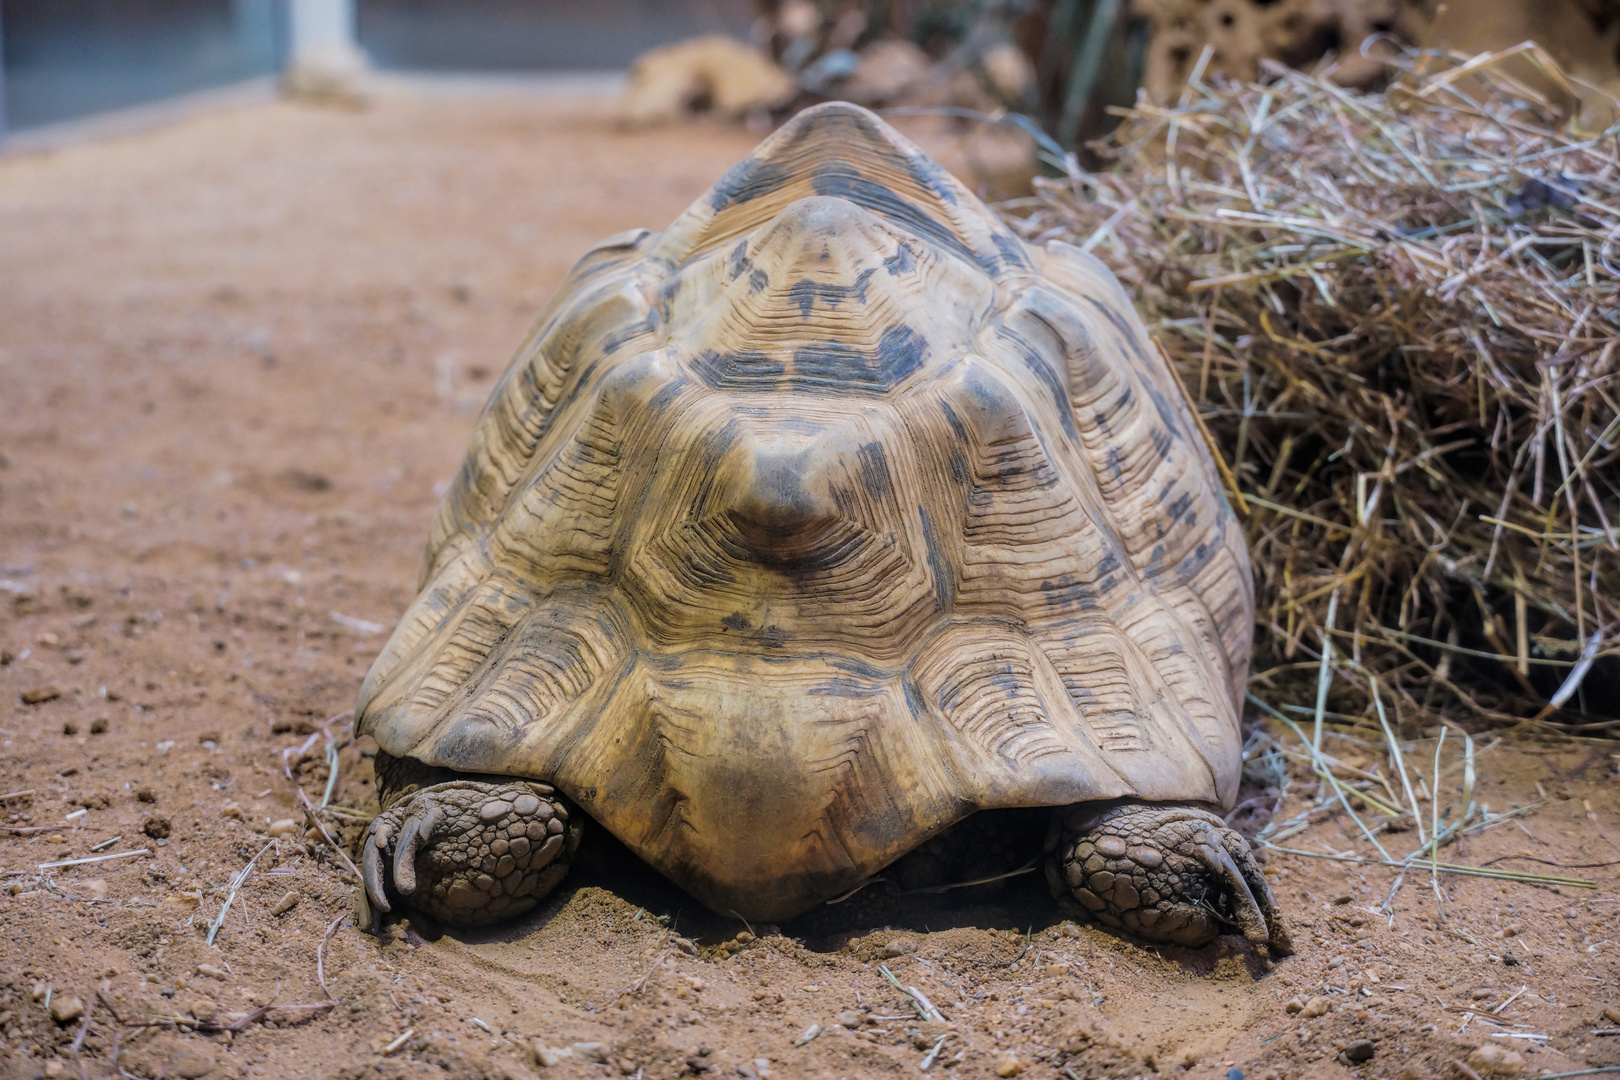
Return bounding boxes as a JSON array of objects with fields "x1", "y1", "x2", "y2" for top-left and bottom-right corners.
[{"x1": 1005, "y1": 43, "x2": 1620, "y2": 736}]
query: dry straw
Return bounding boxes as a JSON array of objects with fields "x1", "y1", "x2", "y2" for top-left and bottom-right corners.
[{"x1": 1006, "y1": 43, "x2": 1620, "y2": 736}]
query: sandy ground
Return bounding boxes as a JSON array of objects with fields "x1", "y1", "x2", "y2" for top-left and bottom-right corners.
[{"x1": 1, "y1": 91, "x2": 1618, "y2": 1080}]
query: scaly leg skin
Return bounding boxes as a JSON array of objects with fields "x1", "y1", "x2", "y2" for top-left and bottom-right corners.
[
  {"x1": 1050, "y1": 803, "x2": 1293, "y2": 956},
  {"x1": 360, "y1": 779, "x2": 582, "y2": 928}
]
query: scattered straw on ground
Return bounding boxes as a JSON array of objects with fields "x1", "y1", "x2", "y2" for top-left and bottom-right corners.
[{"x1": 1007, "y1": 44, "x2": 1620, "y2": 741}]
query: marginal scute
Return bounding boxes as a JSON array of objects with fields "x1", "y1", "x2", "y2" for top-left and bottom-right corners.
[{"x1": 356, "y1": 101, "x2": 1250, "y2": 921}]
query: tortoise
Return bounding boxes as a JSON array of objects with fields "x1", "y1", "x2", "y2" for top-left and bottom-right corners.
[{"x1": 354, "y1": 101, "x2": 1291, "y2": 955}]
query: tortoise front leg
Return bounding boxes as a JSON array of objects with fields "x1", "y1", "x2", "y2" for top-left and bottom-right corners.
[
  {"x1": 1049, "y1": 803, "x2": 1292, "y2": 955},
  {"x1": 360, "y1": 779, "x2": 582, "y2": 927}
]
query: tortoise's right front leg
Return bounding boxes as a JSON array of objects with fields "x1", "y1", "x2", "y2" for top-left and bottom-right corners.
[
  {"x1": 360, "y1": 779, "x2": 582, "y2": 927},
  {"x1": 1051, "y1": 803, "x2": 1292, "y2": 955}
]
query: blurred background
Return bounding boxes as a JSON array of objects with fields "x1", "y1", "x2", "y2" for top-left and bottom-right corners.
[{"x1": 5, "y1": 0, "x2": 1619, "y2": 157}]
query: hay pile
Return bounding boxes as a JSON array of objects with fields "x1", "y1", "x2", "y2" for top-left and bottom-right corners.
[{"x1": 1007, "y1": 46, "x2": 1620, "y2": 734}]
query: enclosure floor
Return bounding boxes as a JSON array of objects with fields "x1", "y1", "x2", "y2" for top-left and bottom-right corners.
[{"x1": 0, "y1": 92, "x2": 1616, "y2": 1080}]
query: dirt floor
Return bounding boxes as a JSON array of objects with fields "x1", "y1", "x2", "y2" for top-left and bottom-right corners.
[{"x1": 1, "y1": 90, "x2": 1618, "y2": 1080}]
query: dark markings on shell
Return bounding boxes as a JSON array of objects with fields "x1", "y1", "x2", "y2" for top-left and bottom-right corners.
[
  {"x1": 748, "y1": 267, "x2": 770, "y2": 293},
  {"x1": 1083, "y1": 295, "x2": 1151, "y2": 366},
  {"x1": 855, "y1": 441, "x2": 893, "y2": 500},
  {"x1": 708, "y1": 157, "x2": 794, "y2": 212},
  {"x1": 788, "y1": 324, "x2": 927, "y2": 394},
  {"x1": 690, "y1": 327, "x2": 925, "y2": 395},
  {"x1": 601, "y1": 310, "x2": 661, "y2": 355},
  {"x1": 1144, "y1": 383, "x2": 1187, "y2": 441},
  {"x1": 993, "y1": 326, "x2": 1083, "y2": 443},
  {"x1": 1166, "y1": 491, "x2": 1193, "y2": 523},
  {"x1": 808, "y1": 675, "x2": 887, "y2": 698},
  {"x1": 883, "y1": 243, "x2": 916, "y2": 277},
  {"x1": 691, "y1": 348, "x2": 784, "y2": 388},
  {"x1": 1040, "y1": 573, "x2": 1100, "y2": 612},
  {"x1": 905, "y1": 152, "x2": 960, "y2": 207},
  {"x1": 728, "y1": 239, "x2": 751, "y2": 279},
  {"x1": 787, "y1": 268, "x2": 874, "y2": 318},
  {"x1": 917, "y1": 506, "x2": 954, "y2": 612},
  {"x1": 644, "y1": 371, "x2": 690, "y2": 416},
  {"x1": 992, "y1": 231, "x2": 1031, "y2": 271},
  {"x1": 901, "y1": 675, "x2": 929, "y2": 722},
  {"x1": 809, "y1": 162, "x2": 995, "y2": 275},
  {"x1": 1103, "y1": 446, "x2": 1124, "y2": 481}
]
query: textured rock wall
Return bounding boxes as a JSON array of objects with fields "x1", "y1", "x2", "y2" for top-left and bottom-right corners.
[{"x1": 1132, "y1": 0, "x2": 1620, "y2": 119}]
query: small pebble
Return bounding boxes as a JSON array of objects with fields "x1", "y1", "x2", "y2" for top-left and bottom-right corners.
[
  {"x1": 1283, "y1": 997, "x2": 1305, "y2": 1014},
  {"x1": 21, "y1": 686, "x2": 61, "y2": 705},
  {"x1": 1300, "y1": 996, "x2": 1330, "y2": 1019},
  {"x1": 1342, "y1": 1039, "x2": 1375, "y2": 1063},
  {"x1": 271, "y1": 890, "x2": 302, "y2": 916},
  {"x1": 266, "y1": 818, "x2": 299, "y2": 838},
  {"x1": 48, "y1": 996, "x2": 84, "y2": 1024},
  {"x1": 195, "y1": 964, "x2": 229, "y2": 980},
  {"x1": 993, "y1": 1050, "x2": 1024, "y2": 1077},
  {"x1": 793, "y1": 1023, "x2": 822, "y2": 1046},
  {"x1": 1604, "y1": 1006, "x2": 1620, "y2": 1025}
]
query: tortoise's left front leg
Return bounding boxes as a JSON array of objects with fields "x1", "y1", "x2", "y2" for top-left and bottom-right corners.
[{"x1": 361, "y1": 779, "x2": 582, "y2": 927}]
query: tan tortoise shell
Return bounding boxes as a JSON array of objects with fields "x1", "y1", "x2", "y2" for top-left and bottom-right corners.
[{"x1": 354, "y1": 102, "x2": 1254, "y2": 921}]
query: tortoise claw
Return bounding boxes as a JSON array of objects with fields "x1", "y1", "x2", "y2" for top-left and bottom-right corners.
[
  {"x1": 1194, "y1": 837, "x2": 1268, "y2": 950},
  {"x1": 392, "y1": 805, "x2": 442, "y2": 897},
  {"x1": 361, "y1": 822, "x2": 393, "y2": 916}
]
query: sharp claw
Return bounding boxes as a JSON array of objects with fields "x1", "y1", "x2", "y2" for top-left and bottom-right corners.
[
  {"x1": 393, "y1": 805, "x2": 441, "y2": 896},
  {"x1": 362, "y1": 829, "x2": 391, "y2": 915},
  {"x1": 1195, "y1": 834, "x2": 1270, "y2": 949},
  {"x1": 1220, "y1": 832, "x2": 1296, "y2": 957}
]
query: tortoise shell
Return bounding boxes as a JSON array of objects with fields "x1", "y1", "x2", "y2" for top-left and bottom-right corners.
[{"x1": 355, "y1": 102, "x2": 1253, "y2": 921}]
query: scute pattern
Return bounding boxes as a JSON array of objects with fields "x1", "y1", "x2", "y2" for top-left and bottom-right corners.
[{"x1": 356, "y1": 102, "x2": 1254, "y2": 920}]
